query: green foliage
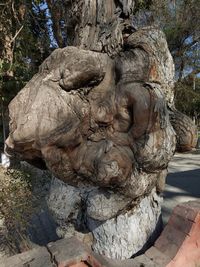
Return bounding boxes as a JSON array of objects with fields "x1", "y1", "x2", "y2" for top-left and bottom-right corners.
[
  {"x1": 134, "y1": 0, "x2": 152, "y2": 13},
  {"x1": 175, "y1": 78, "x2": 200, "y2": 123},
  {"x1": 0, "y1": 2, "x2": 53, "y2": 252},
  {"x1": 134, "y1": 0, "x2": 200, "y2": 121},
  {"x1": 0, "y1": 0, "x2": 52, "y2": 142},
  {"x1": 151, "y1": 0, "x2": 200, "y2": 79}
]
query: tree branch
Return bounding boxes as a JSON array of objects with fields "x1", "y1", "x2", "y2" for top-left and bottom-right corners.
[{"x1": 10, "y1": 25, "x2": 24, "y2": 44}]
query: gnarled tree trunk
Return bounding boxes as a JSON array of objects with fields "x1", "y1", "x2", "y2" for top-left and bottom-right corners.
[
  {"x1": 5, "y1": 0, "x2": 197, "y2": 260},
  {"x1": 170, "y1": 110, "x2": 198, "y2": 152}
]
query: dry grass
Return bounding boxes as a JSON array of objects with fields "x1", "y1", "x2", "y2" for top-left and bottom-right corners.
[{"x1": 0, "y1": 164, "x2": 51, "y2": 256}]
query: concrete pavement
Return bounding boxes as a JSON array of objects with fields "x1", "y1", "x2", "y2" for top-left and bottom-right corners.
[{"x1": 162, "y1": 150, "x2": 200, "y2": 224}]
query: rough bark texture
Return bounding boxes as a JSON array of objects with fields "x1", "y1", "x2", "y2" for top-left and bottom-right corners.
[
  {"x1": 5, "y1": 28, "x2": 176, "y2": 198},
  {"x1": 4, "y1": 0, "x2": 197, "y2": 260},
  {"x1": 47, "y1": 177, "x2": 162, "y2": 260},
  {"x1": 87, "y1": 188, "x2": 162, "y2": 259},
  {"x1": 170, "y1": 110, "x2": 198, "y2": 152},
  {"x1": 64, "y1": 0, "x2": 135, "y2": 56}
]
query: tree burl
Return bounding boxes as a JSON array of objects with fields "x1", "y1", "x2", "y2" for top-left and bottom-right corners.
[{"x1": 4, "y1": 0, "x2": 197, "y2": 259}]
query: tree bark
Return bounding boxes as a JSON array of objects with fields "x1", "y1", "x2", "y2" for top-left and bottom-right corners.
[
  {"x1": 5, "y1": 0, "x2": 197, "y2": 259},
  {"x1": 64, "y1": 0, "x2": 135, "y2": 55},
  {"x1": 170, "y1": 109, "x2": 198, "y2": 152}
]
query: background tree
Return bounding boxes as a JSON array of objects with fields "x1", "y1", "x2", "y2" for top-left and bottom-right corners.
[
  {"x1": 0, "y1": 0, "x2": 52, "y2": 147},
  {"x1": 133, "y1": 0, "x2": 200, "y2": 124},
  {"x1": 175, "y1": 77, "x2": 200, "y2": 124}
]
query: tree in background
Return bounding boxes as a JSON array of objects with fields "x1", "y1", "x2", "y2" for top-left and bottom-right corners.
[
  {"x1": 175, "y1": 77, "x2": 200, "y2": 124},
  {"x1": 134, "y1": 0, "x2": 200, "y2": 78},
  {"x1": 0, "y1": 0, "x2": 52, "y2": 95},
  {"x1": 0, "y1": 0, "x2": 52, "y2": 146},
  {"x1": 133, "y1": 0, "x2": 200, "y2": 124}
]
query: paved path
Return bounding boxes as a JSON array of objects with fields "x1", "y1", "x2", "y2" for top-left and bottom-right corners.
[{"x1": 162, "y1": 150, "x2": 200, "y2": 224}]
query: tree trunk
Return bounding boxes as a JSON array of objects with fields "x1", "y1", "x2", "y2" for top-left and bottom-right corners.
[
  {"x1": 5, "y1": 0, "x2": 196, "y2": 259},
  {"x1": 64, "y1": 0, "x2": 135, "y2": 55},
  {"x1": 0, "y1": 21, "x2": 14, "y2": 77},
  {"x1": 170, "y1": 109, "x2": 198, "y2": 152}
]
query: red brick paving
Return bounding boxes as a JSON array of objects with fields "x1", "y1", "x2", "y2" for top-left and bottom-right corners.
[{"x1": 68, "y1": 263, "x2": 89, "y2": 267}]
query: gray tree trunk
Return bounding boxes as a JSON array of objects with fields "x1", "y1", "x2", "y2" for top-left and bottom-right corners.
[{"x1": 5, "y1": 0, "x2": 197, "y2": 259}]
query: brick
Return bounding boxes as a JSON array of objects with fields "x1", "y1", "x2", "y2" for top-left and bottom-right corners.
[
  {"x1": 166, "y1": 203, "x2": 200, "y2": 267},
  {"x1": 154, "y1": 224, "x2": 187, "y2": 259},
  {"x1": 168, "y1": 213, "x2": 193, "y2": 234},
  {"x1": 69, "y1": 263, "x2": 89, "y2": 267},
  {"x1": 145, "y1": 246, "x2": 171, "y2": 266},
  {"x1": 47, "y1": 237, "x2": 105, "y2": 267},
  {"x1": 133, "y1": 254, "x2": 159, "y2": 267},
  {"x1": 166, "y1": 235, "x2": 200, "y2": 267},
  {"x1": 0, "y1": 247, "x2": 52, "y2": 267},
  {"x1": 88, "y1": 253, "x2": 142, "y2": 267},
  {"x1": 90, "y1": 253, "x2": 115, "y2": 267},
  {"x1": 90, "y1": 254, "x2": 159, "y2": 267},
  {"x1": 188, "y1": 214, "x2": 200, "y2": 238},
  {"x1": 173, "y1": 202, "x2": 200, "y2": 222},
  {"x1": 173, "y1": 205, "x2": 197, "y2": 222},
  {"x1": 48, "y1": 237, "x2": 90, "y2": 267},
  {"x1": 84, "y1": 254, "x2": 105, "y2": 267},
  {"x1": 186, "y1": 201, "x2": 200, "y2": 210},
  {"x1": 193, "y1": 212, "x2": 200, "y2": 224}
]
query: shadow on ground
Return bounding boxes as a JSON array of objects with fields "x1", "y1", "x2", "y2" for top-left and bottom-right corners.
[
  {"x1": 28, "y1": 208, "x2": 60, "y2": 246},
  {"x1": 166, "y1": 168, "x2": 200, "y2": 198},
  {"x1": 162, "y1": 167, "x2": 200, "y2": 224}
]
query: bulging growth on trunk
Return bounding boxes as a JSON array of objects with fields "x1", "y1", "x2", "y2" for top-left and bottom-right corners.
[{"x1": 5, "y1": 0, "x2": 197, "y2": 259}]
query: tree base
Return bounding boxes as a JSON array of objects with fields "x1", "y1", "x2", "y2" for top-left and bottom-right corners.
[{"x1": 47, "y1": 178, "x2": 162, "y2": 260}]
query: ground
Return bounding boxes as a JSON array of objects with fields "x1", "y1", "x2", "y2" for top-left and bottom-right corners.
[{"x1": 162, "y1": 150, "x2": 200, "y2": 224}]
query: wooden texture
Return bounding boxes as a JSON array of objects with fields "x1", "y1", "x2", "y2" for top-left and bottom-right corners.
[
  {"x1": 5, "y1": 0, "x2": 196, "y2": 198},
  {"x1": 64, "y1": 0, "x2": 135, "y2": 56},
  {"x1": 47, "y1": 178, "x2": 163, "y2": 259},
  {"x1": 170, "y1": 110, "x2": 198, "y2": 152},
  {"x1": 4, "y1": 1, "x2": 197, "y2": 259},
  {"x1": 5, "y1": 27, "x2": 176, "y2": 198}
]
